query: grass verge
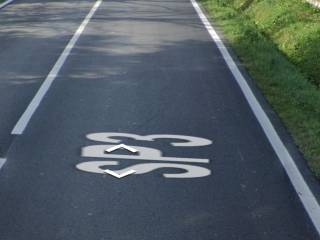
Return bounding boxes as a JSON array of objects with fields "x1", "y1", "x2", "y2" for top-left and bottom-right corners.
[{"x1": 199, "y1": 0, "x2": 320, "y2": 177}]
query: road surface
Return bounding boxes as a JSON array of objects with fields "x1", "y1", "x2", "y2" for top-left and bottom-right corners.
[{"x1": 0, "y1": 0, "x2": 319, "y2": 239}]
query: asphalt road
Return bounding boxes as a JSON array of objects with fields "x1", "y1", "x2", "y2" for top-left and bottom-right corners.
[
  {"x1": 0, "y1": 0, "x2": 319, "y2": 239},
  {"x1": 0, "y1": 0, "x2": 93, "y2": 154}
]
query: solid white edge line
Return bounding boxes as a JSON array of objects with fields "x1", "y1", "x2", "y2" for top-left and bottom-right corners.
[
  {"x1": 0, "y1": 158, "x2": 6, "y2": 170},
  {"x1": 307, "y1": 0, "x2": 320, "y2": 8},
  {"x1": 190, "y1": 0, "x2": 320, "y2": 235},
  {"x1": 0, "y1": 0, "x2": 14, "y2": 9},
  {"x1": 11, "y1": 0, "x2": 103, "y2": 135}
]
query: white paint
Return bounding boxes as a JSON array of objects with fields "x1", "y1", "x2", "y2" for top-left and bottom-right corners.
[
  {"x1": 79, "y1": 134, "x2": 212, "y2": 179},
  {"x1": 104, "y1": 169, "x2": 136, "y2": 178},
  {"x1": 106, "y1": 144, "x2": 138, "y2": 153},
  {"x1": 82, "y1": 145, "x2": 209, "y2": 163},
  {"x1": 11, "y1": 0, "x2": 102, "y2": 135},
  {"x1": 115, "y1": 163, "x2": 211, "y2": 178},
  {"x1": 190, "y1": 0, "x2": 320, "y2": 234},
  {"x1": 87, "y1": 133, "x2": 213, "y2": 147},
  {"x1": 0, "y1": 158, "x2": 6, "y2": 170},
  {"x1": 0, "y1": 0, "x2": 14, "y2": 9},
  {"x1": 77, "y1": 161, "x2": 211, "y2": 178},
  {"x1": 307, "y1": 0, "x2": 320, "y2": 8}
]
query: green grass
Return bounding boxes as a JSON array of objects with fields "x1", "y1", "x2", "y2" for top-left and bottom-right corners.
[
  {"x1": 199, "y1": 0, "x2": 320, "y2": 177},
  {"x1": 245, "y1": 0, "x2": 320, "y2": 86}
]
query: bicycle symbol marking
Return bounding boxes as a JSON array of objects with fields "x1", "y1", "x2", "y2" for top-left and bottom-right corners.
[{"x1": 76, "y1": 133, "x2": 213, "y2": 179}]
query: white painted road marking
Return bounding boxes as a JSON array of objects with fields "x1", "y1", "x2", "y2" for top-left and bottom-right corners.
[
  {"x1": 77, "y1": 133, "x2": 212, "y2": 178},
  {"x1": 307, "y1": 0, "x2": 320, "y2": 8},
  {"x1": 11, "y1": 0, "x2": 103, "y2": 135},
  {"x1": 104, "y1": 169, "x2": 136, "y2": 179},
  {"x1": 78, "y1": 162, "x2": 211, "y2": 178},
  {"x1": 106, "y1": 144, "x2": 138, "y2": 153},
  {"x1": 0, "y1": 158, "x2": 6, "y2": 170},
  {"x1": 0, "y1": 0, "x2": 14, "y2": 9},
  {"x1": 190, "y1": 0, "x2": 320, "y2": 235},
  {"x1": 82, "y1": 145, "x2": 209, "y2": 163},
  {"x1": 87, "y1": 133, "x2": 213, "y2": 147}
]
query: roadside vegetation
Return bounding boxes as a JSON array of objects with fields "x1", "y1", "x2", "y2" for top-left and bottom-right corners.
[{"x1": 199, "y1": 0, "x2": 320, "y2": 176}]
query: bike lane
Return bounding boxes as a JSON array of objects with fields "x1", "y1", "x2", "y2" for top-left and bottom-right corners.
[
  {"x1": 0, "y1": 0, "x2": 94, "y2": 154},
  {"x1": 0, "y1": 0, "x2": 318, "y2": 239}
]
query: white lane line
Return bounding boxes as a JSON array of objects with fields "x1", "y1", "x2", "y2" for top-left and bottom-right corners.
[
  {"x1": 307, "y1": 0, "x2": 320, "y2": 8},
  {"x1": 0, "y1": 158, "x2": 6, "y2": 170},
  {"x1": 11, "y1": 0, "x2": 102, "y2": 135},
  {"x1": 190, "y1": 0, "x2": 320, "y2": 235},
  {"x1": 0, "y1": 0, "x2": 14, "y2": 9}
]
